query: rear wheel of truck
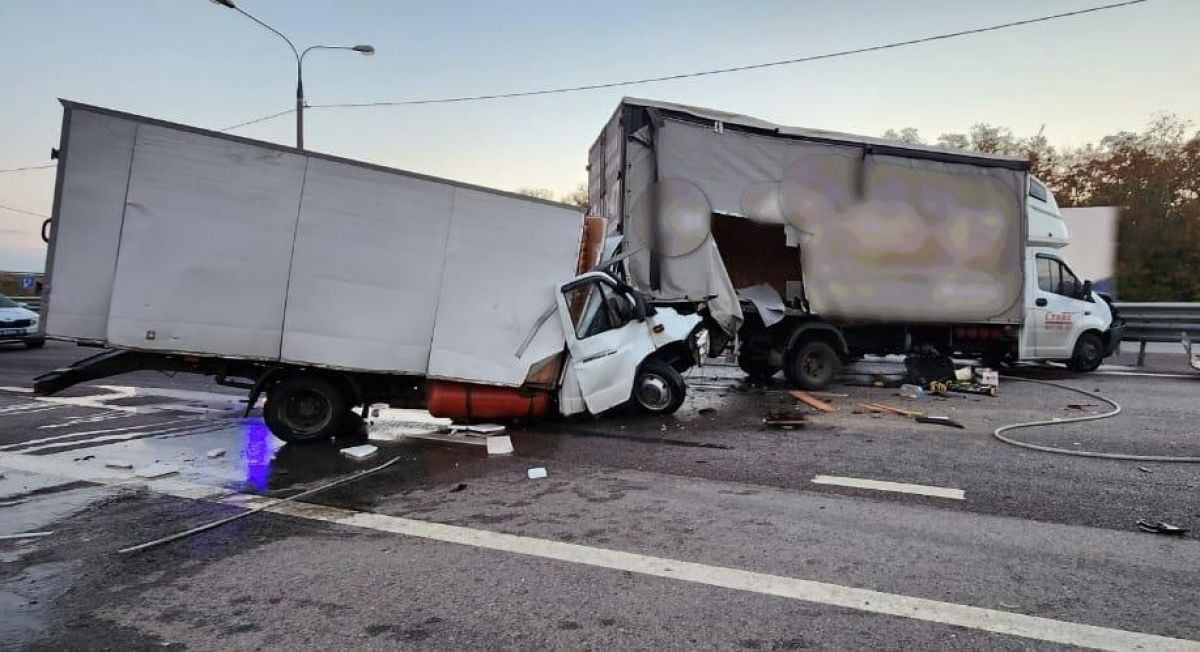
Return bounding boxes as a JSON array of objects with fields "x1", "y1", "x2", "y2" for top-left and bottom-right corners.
[
  {"x1": 784, "y1": 340, "x2": 841, "y2": 390},
  {"x1": 632, "y1": 359, "x2": 686, "y2": 415},
  {"x1": 1067, "y1": 332, "x2": 1104, "y2": 372},
  {"x1": 264, "y1": 376, "x2": 348, "y2": 444}
]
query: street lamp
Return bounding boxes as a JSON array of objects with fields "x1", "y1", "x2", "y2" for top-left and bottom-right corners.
[{"x1": 210, "y1": 0, "x2": 374, "y2": 149}]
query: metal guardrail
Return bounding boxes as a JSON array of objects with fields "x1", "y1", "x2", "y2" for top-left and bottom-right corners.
[
  {"x1": 1113, "y1": 302, "x2": 1200, "y2": 365},
  {"x1": 11, "y1": 296, "x2": 41, "y2": 312}
]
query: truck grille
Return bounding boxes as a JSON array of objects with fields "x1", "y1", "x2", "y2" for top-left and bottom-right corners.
[{"x1": 0, "y1": 319, "x2": 31, "y2": 328}]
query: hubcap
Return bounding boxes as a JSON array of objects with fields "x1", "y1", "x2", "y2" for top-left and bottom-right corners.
[
  {"x1": 637, "y1": 374, "x2": 672, "y2": 411},
  {"x1": 281, "y1": 389, "x2": 333, "y2": 435}
]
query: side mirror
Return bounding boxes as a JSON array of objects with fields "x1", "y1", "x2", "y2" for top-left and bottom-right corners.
[{"x1": 1080, "y1": 280, "x2": 1093, "y2": 300}]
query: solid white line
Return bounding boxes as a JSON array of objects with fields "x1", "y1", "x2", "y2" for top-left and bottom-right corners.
[
  {"x1": 0, "y1": 418, "x2": 197, "y2": 451},
  {"x1": 0, "y1": 452, "x2": 1195, "y2": 651},
  {"x1": 812, "y1": 475, "x2": 965, "y2": 500}
]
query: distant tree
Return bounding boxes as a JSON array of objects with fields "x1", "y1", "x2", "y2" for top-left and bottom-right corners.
[
  {"x1": 561, "y1": 181, "x2": 589, "y2": 209},
  {"x1": 886, "y1": 115, "x2": 1200, "y2": 299},
  {"x1": 515, "y1": 187, "x2": 556, "y2": 201},
  {"x1": 882, "y1": 127, "x2": 923, "y2": 144}
]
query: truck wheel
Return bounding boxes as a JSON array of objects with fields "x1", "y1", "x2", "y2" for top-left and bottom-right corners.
[
  {"x1": 784, "y1": 340, "x2": 841, "y2": 390},
  {"x1": 1067, "y1": 332, "x2": 1104, "y2": 372},
  {"x1": 632, "y1": 359, "x2": 686, "y2": 415},
  {"x1": 737, "y1": 334, "x2": 779, "y2": 378},
  {"x1": 264, "y1": 375, "x2": 347, "y2": 444}
]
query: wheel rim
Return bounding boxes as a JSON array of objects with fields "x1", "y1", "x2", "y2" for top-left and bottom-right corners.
[
  {"x1": 280, "y1": 389, "x2": 333, "y2": 435},
  {"x1": 802, "y1": 352, "x2": 828, "y2": 380},
  {"x1": 1081, "y1": 341, "x2": 1101, "y2": 367},
  {"x1": 636, "y1": 373, "x2": 673, "y2": 411}
]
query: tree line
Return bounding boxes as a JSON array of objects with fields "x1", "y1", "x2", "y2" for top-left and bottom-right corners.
[{"x1": 886, "y1": 116, "x2": 1200, "y2": 300}]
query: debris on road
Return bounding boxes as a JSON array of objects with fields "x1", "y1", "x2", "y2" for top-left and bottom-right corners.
[
  {"x1": 0, "y1": 531, "x2": 54, "y2": 541},
  {"x1": 899, "y1": 384, "x2": 926, "y2": 399},
  {"x1": 451, "y1": 423, "x2": 507, "y2": 435},
  {"x1": 527, "y1": 467, "x2": 548, "y2": 479},
  {"x1": 73, "y1": 454, "x2": 95, "y2": 462},
  {"x1": 930, "y1": 381, "x2": 998, "y2": 397},
  {"x1": 134, "y1": 463, "x2": 179, "y2": 479},
  {"x1": 861, "y1": 403, "x2": 964, "y2": 429},
  {"x1": 450, "y1": 483, "x2": 467, "y2": 493},
  {"x1": 764, "y1": 411, "x2": 806, "y2": 429},
  {"x1": 340, "y1": 445, "x2": 379, "y2": 461},
  {"x1": 206, "y1": 448, "x2": 226, "y2": 459},
  {"x1": 104, "y1": 461, "x2": 133, "y2": 470},
  {"x1": 914, "y1": 415, "x2": 965, "y2": 429},
  {"x1": 1137, "y1": 466, "x2": 1153, "y2": 473},
  {"x1": 486, "y1": 435, "x2": 514, "y2": 455},
  {"x1": 809, "y1": 391, "x2": 849, "y2": 399},
  {"x1": 1137, "y1": 520, "x2": 1188, "y2": 535},
  {"x1": 789, "y1": 390, "x2": 836, "y2": 413}
]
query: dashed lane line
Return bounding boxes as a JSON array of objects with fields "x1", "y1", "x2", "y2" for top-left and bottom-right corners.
[{"x1": 811, "y1": 475, "x2": 966, "y2": 500}]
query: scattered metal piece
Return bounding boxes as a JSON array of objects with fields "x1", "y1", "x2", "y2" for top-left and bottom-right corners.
[
  {"x1": 914, "y1": 415, "x2": 965, "y2": 429},
  {"x1": 104, "y1": 461, "x2": 133, "y2": 470},
  {"x1": 1137, "y1": 520, "x2": 1188, "y2": 535},
  {"x1": 527, "y1": 467, "x2": 548, "y2": 480},
  {"x1": 0, "y1": 531, "x2": 53, "y2": 540},
  {"x1": 134, "y1": 463, "x2": 179, "y2": 479},
  {"x1": 206, "y1": 448, "x2": 226, "y2": 459},
  {"x1": 1137, "y1": 466, "x2": 1153, "y2": 473}
]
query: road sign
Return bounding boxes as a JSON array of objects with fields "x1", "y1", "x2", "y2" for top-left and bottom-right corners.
[{"x1": 20, "y1": 275, "x2": 35, "y2": 291}]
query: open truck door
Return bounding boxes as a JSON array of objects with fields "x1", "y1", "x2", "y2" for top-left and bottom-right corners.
[{"x1": 555, "y1": 272, "x2": 658, "y2": 414}]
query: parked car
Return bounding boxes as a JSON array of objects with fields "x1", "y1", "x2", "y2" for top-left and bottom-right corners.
[{"x1": 0, "y1": 294, "x2": 43, "y2": 348}]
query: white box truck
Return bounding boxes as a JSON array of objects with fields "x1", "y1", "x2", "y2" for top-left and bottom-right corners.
[
  {"x1": 588, "y1": 98, "x2": 1122, "y2": 388},
  {"x1": 34, "y1": 101, "x2": 708, "y2": 442}
]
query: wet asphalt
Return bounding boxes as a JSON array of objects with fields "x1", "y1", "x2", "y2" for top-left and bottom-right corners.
[{"x1": 2, "y1": 341, "x2": 1199, "y2": 650}]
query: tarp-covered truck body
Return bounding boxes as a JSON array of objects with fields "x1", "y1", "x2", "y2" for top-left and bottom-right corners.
[
  {"x1": 590, "y1": 98, "x2": 1119, "y2": 387},
  {"x1": 38, "y1": 101, "x2": 704, "y2": 441}
]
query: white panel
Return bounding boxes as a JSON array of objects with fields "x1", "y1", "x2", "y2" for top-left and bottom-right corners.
[
  {"x1": 44, "y1": 110, "x2": 137, "y2": 340},
  {"x1": 105, "y1": 125, "x2": 307, "y2": 359},
  {"x1": 428, "y1": 189, "x2": 582, "y2": 386},
  {"x1": 281, "y1": 158, "x2": 455, "y2": 372}
]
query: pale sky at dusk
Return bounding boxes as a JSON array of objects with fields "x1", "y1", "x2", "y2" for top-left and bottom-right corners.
[{"x1": 2, "y1": 0, "x2": 1197, "y2": 271}]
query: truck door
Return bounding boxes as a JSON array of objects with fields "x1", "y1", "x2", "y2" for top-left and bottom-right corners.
[
  {"x1": 1030, "y1": 254, "x2": 1088, "y2": 358},
  {"x1": 555, "y1": 274, "x2": 655, "y2": 414}
]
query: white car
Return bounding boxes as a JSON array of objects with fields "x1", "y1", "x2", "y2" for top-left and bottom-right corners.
[{"x1": 0, "y1": 294, "x2": 43, "y2": 348}]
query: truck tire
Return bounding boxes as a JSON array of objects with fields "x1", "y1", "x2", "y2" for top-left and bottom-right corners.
[
  {"x1": 632, "y1": 359, "x2": 686, "y2": 415},
  {"x1": 1067, "y1": 332, "x2": 1104, "y2": 372},
  {"x1": 784, "y1": 340, "x2": 841, "y2": 390},
  {"x1": 264, "y1": 375, "x2": 348, "y2": 444},
  {"x1": 737, "y1": 334, "x2": 779, "y2": 378}
]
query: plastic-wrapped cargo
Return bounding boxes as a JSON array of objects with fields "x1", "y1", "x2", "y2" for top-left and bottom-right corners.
[{"x1": 588, "y1": 98, "x2": 1029, "y2": 334}]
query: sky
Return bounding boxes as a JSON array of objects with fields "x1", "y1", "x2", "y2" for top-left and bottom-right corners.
[{"x1": 1, "y1": 0, "x2": 1197, "y2": 272}]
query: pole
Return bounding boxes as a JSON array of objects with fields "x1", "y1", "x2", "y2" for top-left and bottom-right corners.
[{"x1": 295, "y1": 60, "x2": 305, "y2": 149}]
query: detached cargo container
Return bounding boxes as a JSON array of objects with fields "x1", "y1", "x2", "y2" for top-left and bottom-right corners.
[
  {"x1": 589, "y1": 98, "x2": 1121, "y2": 388},
  {"x1": 36, "y1": 101, "x2": 707, "y2": 442}
]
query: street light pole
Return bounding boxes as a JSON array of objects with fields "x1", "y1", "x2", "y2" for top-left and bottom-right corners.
[{"x1": 210, "y1": 0, "x2": 374, "y2": 150}]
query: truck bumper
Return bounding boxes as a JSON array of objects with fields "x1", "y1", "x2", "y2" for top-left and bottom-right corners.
[{"x1": 1103, "y1": 325, "x2": 1123, "y2": 357}]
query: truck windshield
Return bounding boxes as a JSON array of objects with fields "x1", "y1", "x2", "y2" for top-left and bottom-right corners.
[{"x1": 563, "y1": 280, "x2": 633, "y2": 339}]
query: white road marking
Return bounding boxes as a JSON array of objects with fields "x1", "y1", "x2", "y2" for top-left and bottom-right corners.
[
  {"x1": 2, "y1": 452, "x2": 1195, "y2": 650},
  {"x1": 811, "y1": 475, "x2": 965, "y2": 500},
  {"x1": 0, "y1": 418, "x2": 198, "y2": 452},
  {"x1": 0, "y1": 386, "x2": 34, "y2": 393}
]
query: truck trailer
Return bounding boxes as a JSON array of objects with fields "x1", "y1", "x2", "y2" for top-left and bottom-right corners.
[
  {"x1": 33, "y1": 101, "x2": 708, "y2": 442},
  {"x1": 588, "y1": 98, "x2": 1121, "y2": 388}
]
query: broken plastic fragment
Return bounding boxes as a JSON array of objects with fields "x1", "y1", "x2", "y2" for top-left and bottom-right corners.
[
  {"x1": 527, "y1": 467, "x2": 548, "y2": 479},
  {"x1": 340, "y1": 444, "x2": 379, "y2": 461},
  {"x1": 486, "y1": 436, "x2": 514, "y2": 455}
]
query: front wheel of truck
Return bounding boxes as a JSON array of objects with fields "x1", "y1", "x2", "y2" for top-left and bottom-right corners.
[
  {"x1": 632, "y1": 359, "x2": 686, "y2": 415},
  {"x1": 264, "y1": 375, "x2": 348, "y2": 444},
  {"x1": 1067, "y1": 332, "x2": 1104, "y2": 372}
]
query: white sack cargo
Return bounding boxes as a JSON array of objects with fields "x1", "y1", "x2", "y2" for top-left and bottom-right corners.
[
  {"x1": 44, "y1": 101, "x2": 582, "y2": 387},
  {"x1": 588, "y1": 98, "x2": 1029, "y2": 333}
]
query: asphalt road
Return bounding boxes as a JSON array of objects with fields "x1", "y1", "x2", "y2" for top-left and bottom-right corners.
[{"x1": 2, "y1": 341, "x2": 1199, "y2": 650}]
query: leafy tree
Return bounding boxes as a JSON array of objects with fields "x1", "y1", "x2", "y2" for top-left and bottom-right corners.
[{"x1": 515, "y1": 187, "x2": 556, "y2": 201}]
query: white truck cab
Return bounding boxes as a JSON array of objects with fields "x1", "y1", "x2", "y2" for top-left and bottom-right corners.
[
  {"x1": 1019, "y1": 177, "x2": 1121, "y2": 370},
  {"x1": 555, "y1": 271, "x2": 704, "y2": 416}
]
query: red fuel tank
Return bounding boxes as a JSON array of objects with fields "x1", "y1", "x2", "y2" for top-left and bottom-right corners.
[{"x1": 426, "y1": 381, "x2": 552, "y2": 421}]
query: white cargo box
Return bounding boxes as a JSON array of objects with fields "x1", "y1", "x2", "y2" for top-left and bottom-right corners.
[{"x1": 43, "y1": 101, "x2": 583, "y2": 388}]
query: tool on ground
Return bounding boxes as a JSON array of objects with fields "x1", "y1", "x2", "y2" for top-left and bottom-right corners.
[
  {"x1": 1136, "y1": 520, "x2": 1188, "y2": 535},
  {"x1": 860, "y1": 402, "x2": 964, "y2": 429},
  {"x1": 929, "y1": 381, "x2": 998, "y2": 397}
]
